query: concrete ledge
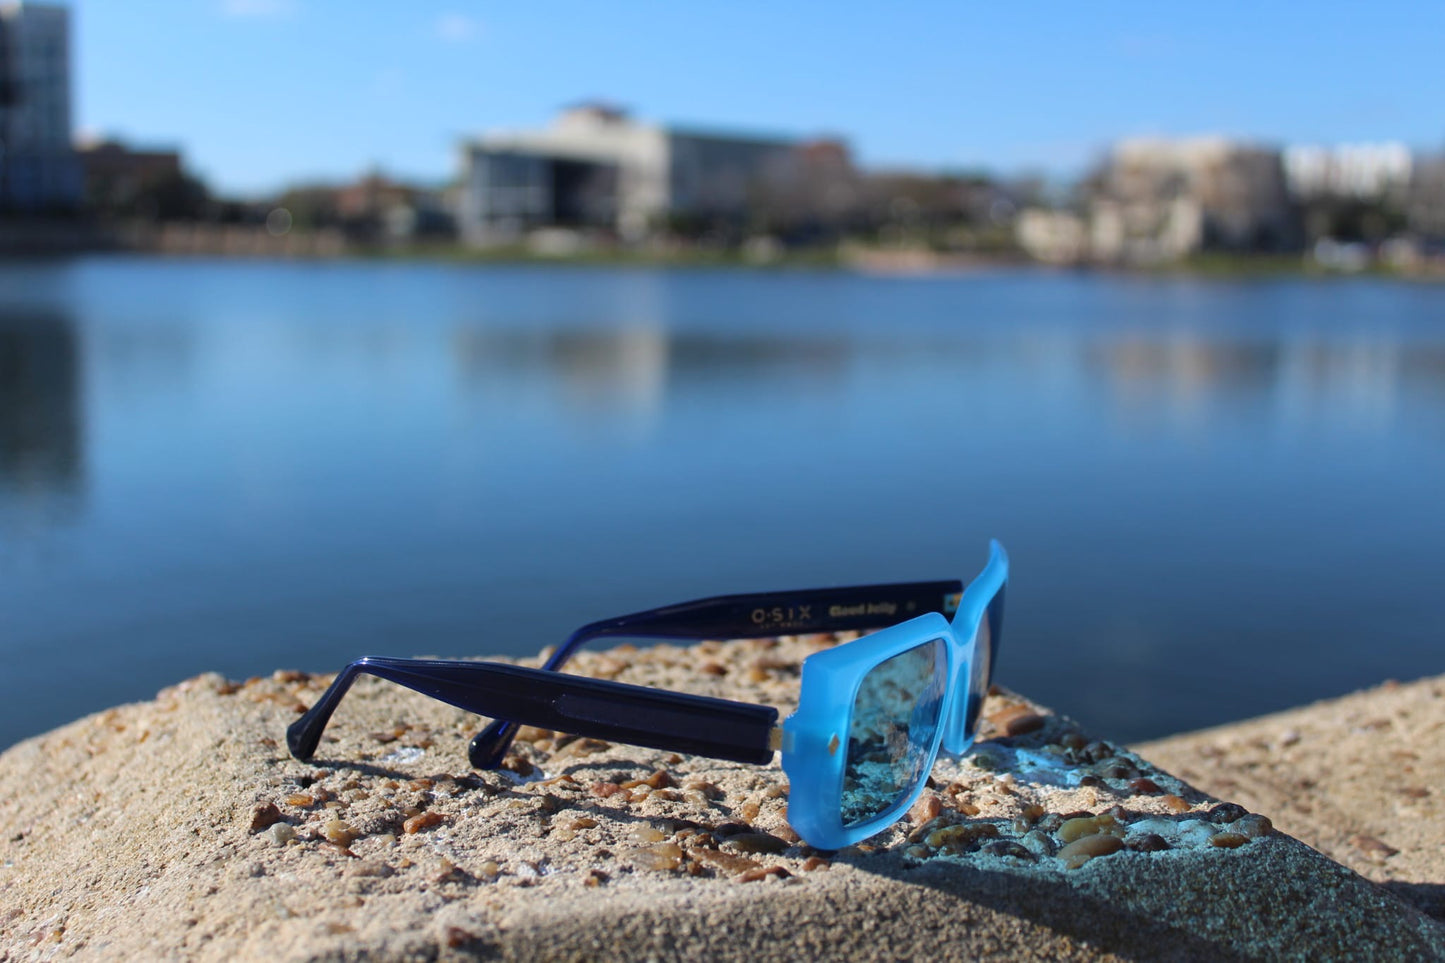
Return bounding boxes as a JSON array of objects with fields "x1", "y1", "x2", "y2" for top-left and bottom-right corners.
[
  {"x1": 1136, "y1": 674, "x2": 1445, "y2": 923},
  {"x1": 2, "y1": 636, "x2": 1441, "y2": 960}
]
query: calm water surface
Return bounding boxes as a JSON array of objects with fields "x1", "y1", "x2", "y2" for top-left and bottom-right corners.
[{"x1": 2, "y1": 257, "x2": 1443, "y2": 750}]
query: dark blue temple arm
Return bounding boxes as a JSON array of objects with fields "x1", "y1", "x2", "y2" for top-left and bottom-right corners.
[
  {"x1": 468, "y1": 579, "x2": 962, "y2": 768},
  {"x1": 287, "y1": 656, "x2": 779, "y2": 767}
]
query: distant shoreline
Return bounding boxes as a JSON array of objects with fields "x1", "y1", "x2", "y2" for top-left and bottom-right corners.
[{"x1": 0, "y1": 219, "x2": 1441, "y2": 281}]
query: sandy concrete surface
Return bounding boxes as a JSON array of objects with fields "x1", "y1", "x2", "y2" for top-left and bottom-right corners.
[
  {"x1": 1136, "y1": 674, "x2": 1445, "y2": 923},
  {"x1": 2, "y1": 636, "x2": 1441, "y2": 961}
]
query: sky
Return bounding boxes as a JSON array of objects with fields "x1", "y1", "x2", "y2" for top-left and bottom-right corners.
[{"x1": 71, "y1": 0, "x2": 1445, "y2": 197}]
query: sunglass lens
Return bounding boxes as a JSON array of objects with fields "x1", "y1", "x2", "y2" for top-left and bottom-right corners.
[
  {"x1": 963, "y1": 586, "x2": 1007, "y2": 737},
  {"x1": 841, "y1": 638, "x2": 947, "y2": 828}
]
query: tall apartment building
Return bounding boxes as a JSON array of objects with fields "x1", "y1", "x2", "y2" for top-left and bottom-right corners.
[
  {"x1": 0, "y1": 1, "x2": 80, "y2": 212},
  {"x1": 457, "y1": 104, "x2": 803, "y2": 245}
]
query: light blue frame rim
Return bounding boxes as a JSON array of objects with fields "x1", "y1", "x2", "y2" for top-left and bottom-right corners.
[
  {"x1": 943, "y1": 538, "x2": 1008, "y2": 756},
  {"x1": 779, "y1": 539, "x2": 1009, "y2": 850}
]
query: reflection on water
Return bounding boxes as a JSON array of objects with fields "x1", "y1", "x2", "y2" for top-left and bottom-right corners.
[
  {"x1": 1, "y1": 259, "x2": 1443, "y2": 750},
  {"x1": 0, "y1": 310, "x2": 85, "y2": 516}
]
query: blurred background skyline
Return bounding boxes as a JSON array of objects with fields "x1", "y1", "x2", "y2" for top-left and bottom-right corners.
[{"x1": 71, "y1": 0, "x2": 1445, "y2": 196}]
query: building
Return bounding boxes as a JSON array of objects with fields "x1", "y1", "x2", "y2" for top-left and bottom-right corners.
[
  {"x1": 0, "y1": 1, "x2": 80, "y2": 212},
  {"x1": 1015, "y1": 208, "x2": 1088, "y2": 264},
  {"x1": 457, "y1": 104, "x2": 809, "y2": 245},
  {"x1": 1087, "y1": 137, "x2": 1294, "y2": 263},
  {"x1": 1406, "y1": 155, "x2": 1445, "y2": 244},
  {"x1": 1283, "y1": 143, "x2": 1413, "y2": 202},
  {"x1": 76, "y1": 138, "x2": 183, "y2": 214}
]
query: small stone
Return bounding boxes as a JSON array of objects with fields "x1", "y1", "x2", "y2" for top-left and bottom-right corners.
[
  {"x1": 285, "y1": 794, "x2": 315, "y2": 808},
  {"x1": 620, "y1": 770, "x2": 675, "y2": 791},
  {"x1": 1160, "y1": 794, "x2": 1191, "y2": 814},
  {"x1": 249, "y1": 803, "x2": 284, "y2": 832},
  {"x1": 630, "y1": 842, "x2": 684, "y2": 871},
  {"x1": 801, "y1": 855, "x2": 830, "y2": 872},
  {"x1": 735, "y1": 866, "x2": 790, "y2": 883},
  {"x1": 1209, "y1": 832, "x2": 1249, "y2": 849},
  {"x1": 500, "y1": 754, "x2": 535, "y2": 777},
  {"x1": 1059, "y1": 833, "x2": 1124, "y2": 869},
  {"x1": 445, "y1": 927, "x2": 478, "y2": 949},
  {"x1": 1126, "y1": 832, "x2": 1170, "y2": 852},
  {"x1": 722, "y1": 832, "x2": 790, "y2": 855},
  {"x1": 402, "y1": 811, "x2": 445, "y2": 834},
  {"x1": 1129, "y1": 777, "x2": 1163, "y2": 795},
  {"x1": 970, "y1": 750, "x2": 1001, "y2": 771},
  {"x1": 555, "y1": 737, "x2": 614, "y2": 760},
  {"x1": 1034, "y1": 813, "x2": 1065, "y2": 834},
  {"x1": 1021, "y1": 830, "x2": 1056, "y2": 857},
  {"x1": 980, "y1": 840, "x2": 1035, "y2": 860},
  {"x1": 583, "y1": 868, "x2": 608, "y2": 887},
  {"x1": 1232, "y1": 814, "x2": 1274, "y2": 839},
  {"x1": 925, "y1": 823, "x2": 1000, "y2": 852},
  {"x1": 910, "y1": 794, "x2": 943, "y2": 824},
  {"x1": 1208, "y1": 803, "x2": 1249, "y2": 824},
  {"x1": 1058, "y1": 814, "x2": 1118, "y2": 843},
  {"x1": 1099, "y1": 761, "x2": 1137, "y2": 780},
  {"x1": 681, "y1": 778, "x2": 723, "y2": 800},
  {"x1": 629, "y1": 825, "x2": 666, "y2": 844},
  {"x1": 321, "y1": 819, "x2": 358, "y2": 846},
  {"x1": 263, "y1": 823, "x2": 296, "y2": 847},
  {"x1": 1082, "y1": 741, "x2": 1111, "y2": 763},
  {"x1": 1350, "y1": 834, "x2": 1399, "y2": 861},
  {"x1": 692, "y1": 849, "x2": 764, "y2": 876},
  {"x1": 995, "y1": 708, "x2": 1047, "y2": 737}
]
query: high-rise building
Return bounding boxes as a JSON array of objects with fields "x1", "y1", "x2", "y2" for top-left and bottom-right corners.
[{"x1": 0, "y1": 1, "x2": 80, "y2": 213}]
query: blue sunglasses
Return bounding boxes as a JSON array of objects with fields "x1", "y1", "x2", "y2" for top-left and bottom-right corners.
[{"x1": 288, "y1": 540, "x2": 1008, "y2": 850}]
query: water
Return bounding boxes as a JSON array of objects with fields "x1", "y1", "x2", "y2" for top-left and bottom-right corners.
[{"x1": 2, "y1": 257, "x2": 1442, "y2": 751}]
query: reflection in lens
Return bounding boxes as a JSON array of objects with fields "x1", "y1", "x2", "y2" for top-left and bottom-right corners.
[
  {"x1": 841, "y1": 638, "x2": 947, "y2": 828},
  {"x1": 965, "y1": 586, "x2": 1006, "y2": 736}
]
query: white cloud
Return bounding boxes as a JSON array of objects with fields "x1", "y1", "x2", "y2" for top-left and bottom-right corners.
[
  {"x1": 221, "y1": 0, "x2": 295, "y2": 19},
  {"x1": 435, "y1": 13, "x2": 480, "y2": 43}
]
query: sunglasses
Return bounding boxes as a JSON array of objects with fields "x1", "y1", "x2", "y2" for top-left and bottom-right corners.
[{"x1": 287, "y1": 540, "x2": 1007, "y2": 850}]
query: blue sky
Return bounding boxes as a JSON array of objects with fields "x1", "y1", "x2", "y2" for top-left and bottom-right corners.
[{"x1": 73, "y1": 1, "x2": 1445, "y2": 196}]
